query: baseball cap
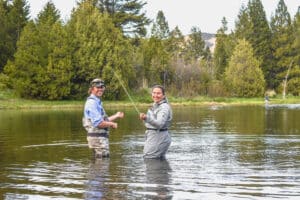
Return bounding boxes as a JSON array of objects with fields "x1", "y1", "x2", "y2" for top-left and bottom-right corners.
[{"x1": 90, "y1": 78, "x2": 105, "y2": 88}]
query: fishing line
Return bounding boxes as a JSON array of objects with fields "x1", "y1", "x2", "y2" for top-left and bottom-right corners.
[{"x1": 113, "y1": 70, "x2": 140, "y2": 115}]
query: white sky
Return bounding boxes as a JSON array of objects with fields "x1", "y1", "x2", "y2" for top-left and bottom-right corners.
[{"x1": 27, "y1": 0, "x2": 299, "y2": 34}]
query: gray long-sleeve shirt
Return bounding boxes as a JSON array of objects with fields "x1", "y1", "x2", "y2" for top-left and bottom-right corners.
[
  {"x1": 144, "y1": 99, "x2": 172, "y2": 130},
  {"x1": 143, "y1": 99, "x2": 172, "y2": 159}
]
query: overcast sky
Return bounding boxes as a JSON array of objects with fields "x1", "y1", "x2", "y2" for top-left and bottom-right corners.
[{"x1": 27, "y1": 0, "x2": 299, "y2": 34}]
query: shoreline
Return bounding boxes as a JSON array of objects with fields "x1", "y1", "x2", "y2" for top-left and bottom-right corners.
[{"x1": 1, "y1": 97, "x2": 299, "y2": 110}]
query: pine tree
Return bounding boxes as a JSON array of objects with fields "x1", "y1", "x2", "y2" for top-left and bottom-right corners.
[
  {"x1": 235, "y1": 4, "x2": 253, "y2": 40},
  {"x1": 137, "y1": 10, "x2": 173, "y2": 88},
  {"x1": 151, "y1": 10, "x2": 170, "y2": 39},
  {"x1": 7, "y1": 0, "x2": 30, "y2": 42},
  {"x1": 294, "y1": 7, "x2": 300, "y2": 65},
  {"x1": 270, "y1": 0, "x2": 294, "y2": 92},
  {"x1": 0, "y1": 0, "x2": 29, "y2": 72},
  {"x1": 184, "y1": 26, "x2": 208, "y2": 62},
  {"x1": 164, "y1": 26, "x2": 185, "y2": 91},
  {"x1": 67, "y1": 0, "x2": 135, "y2": 99},
  {"x1": 0, "y1": 0, "x2": 13, "y2": 71},
  {"x1": 96, "y1": 0, "x2": 150, "y2": 36},
  {"x1": 4, "y1": 2, "x2": 72, "y2": 99},
  {"x1": 166, "y1": 26, "x2": 185, "y2": 58},
  {"x1": 287, "y1": 7, "x2": 300, "y2": 96},
  {"x1": 141, "y1": 36, "x2": 170, "y2": 87},
  {"x1": 44, "y1": 23, "x2": 72, "y2": 100},
  {"x1": 247, "y1": 0, "x2": 273, "y2": 88},
  {"x1": 214, "y1": 17, "x2": 233, "y2": 80},
  {"x1": 36, "y1": 1, "x2": 60, "y2": 24},
  {"x1": 224, "y1": 39, "x2": 265, "y2": 97}
]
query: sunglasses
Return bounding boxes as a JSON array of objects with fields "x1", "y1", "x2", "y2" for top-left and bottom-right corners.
[{"x1": 96, "y1": 85, "x2": 105, "y2": 89}]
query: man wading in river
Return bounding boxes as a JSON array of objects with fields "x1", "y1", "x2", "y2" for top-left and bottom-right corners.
[{"x1": 83, "y1": 78, "x2": 124, "y2": 158}]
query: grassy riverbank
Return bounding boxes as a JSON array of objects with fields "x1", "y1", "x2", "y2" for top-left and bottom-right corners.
[{"x1": 1, "y1": 89, "x2": 299, "y2": 110}]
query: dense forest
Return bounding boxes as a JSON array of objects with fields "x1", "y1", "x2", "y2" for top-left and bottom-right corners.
[{"x1": 0, "y1": 0, "x2": 299, "y2": 100}]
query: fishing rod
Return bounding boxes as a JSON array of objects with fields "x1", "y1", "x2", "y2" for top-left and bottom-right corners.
[{"x1": 112, "y1": 70, "x2": 140, "y2": 115}]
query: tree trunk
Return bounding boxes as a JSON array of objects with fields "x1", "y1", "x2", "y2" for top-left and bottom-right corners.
[
  {"x1": 142, "y1": 77, "x2": 148, "y2": 88},
  {"x1": 282, "y1": 61, "x2": 293, "y2": 99}
]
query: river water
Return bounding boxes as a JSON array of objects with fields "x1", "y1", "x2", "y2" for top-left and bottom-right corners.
[{"x1": 0, "y1": 104, "x2": 300, "y2": 199}]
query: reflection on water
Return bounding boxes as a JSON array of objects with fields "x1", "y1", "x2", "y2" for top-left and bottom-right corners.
[
  {"x1": 0, "y1": 105, "x2": 300, "y2": 199},
  {"x1": 85, "y1": 159, "x2": 110, "y2": 200},
  {"x1": 266, "y1": 104, "x2": 300, "y2": 110},
  {"x1": 143, "y1": 159, "x2": 172, "y2": 199}
]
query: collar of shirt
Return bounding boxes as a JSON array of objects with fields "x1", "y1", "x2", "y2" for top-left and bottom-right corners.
[
  {"x1": 88, "y1": 94, "x2": 101, "y2": 104},
  {"x1": 153, "y1": 98, "x2": 168, "y2": 108}
]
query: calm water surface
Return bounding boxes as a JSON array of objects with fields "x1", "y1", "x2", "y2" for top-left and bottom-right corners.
[{"x1": 0, "y1": 105, "x2": 300, "y2": 199}]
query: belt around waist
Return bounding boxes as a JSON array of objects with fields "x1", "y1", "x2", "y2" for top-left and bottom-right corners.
[
  {"x1": 146, "y1": 128, "x2": 168, "y2": 131},
  {"x1": 87, "y1": 132, "x2": 108, "y2": 138}
]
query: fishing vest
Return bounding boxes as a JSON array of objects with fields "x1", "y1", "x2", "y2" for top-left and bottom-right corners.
[
  {"x1": 82, "y1": 117, "x2": 109, "y2": 137},
  {"x1": 83, "y1": 95, "x2": 109, "y2": 137}
]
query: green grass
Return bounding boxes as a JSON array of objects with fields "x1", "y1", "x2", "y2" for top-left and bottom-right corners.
[{"x1": 1, "y1": 89, "x2": 299, "y2": 110}]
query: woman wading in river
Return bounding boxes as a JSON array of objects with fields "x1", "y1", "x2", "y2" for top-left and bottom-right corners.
[{"x1": 139, "y1": 85, "x2": 172, "y2": 159}]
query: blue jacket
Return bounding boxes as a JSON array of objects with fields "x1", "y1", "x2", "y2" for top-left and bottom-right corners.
[{"x1": 83, "y1": 94, "x2": 108, "y2": 134}]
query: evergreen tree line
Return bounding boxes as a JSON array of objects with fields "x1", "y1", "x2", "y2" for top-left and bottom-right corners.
[
  {"x1": 215, "y1": 0, "x2": 300, "y2": 97},
  {"x1": 0, "y1": 0, "x2": 299, "y2": 100}
]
